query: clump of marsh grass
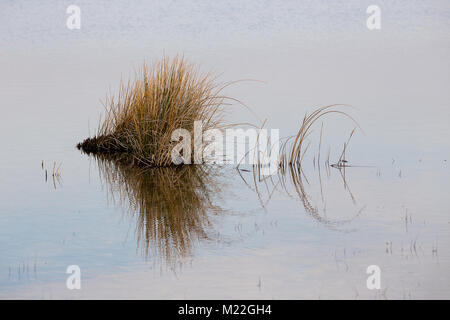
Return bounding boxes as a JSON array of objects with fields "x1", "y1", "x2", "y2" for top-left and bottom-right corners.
[{"x1": 77, "y1": 56, "x2": 229, "y2": 167}]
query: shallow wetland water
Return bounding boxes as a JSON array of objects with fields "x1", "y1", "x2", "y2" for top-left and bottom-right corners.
[{"x1": 0, "y1": 1, "x2": 449, "y2": 299}]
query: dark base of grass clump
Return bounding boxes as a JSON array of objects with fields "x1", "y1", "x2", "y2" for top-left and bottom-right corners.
[
  {"x1": 77, "y1": 135, "x2": 125, "y2": 155},
  {"x1": 76, "y1": 136, "x2": 134, "y2": 166},
  {"x1": 77, "y1": 135, "x2": 182, "y2": 168}
]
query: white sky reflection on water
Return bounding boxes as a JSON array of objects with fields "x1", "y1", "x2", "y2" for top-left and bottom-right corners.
[{"x1": 0, "y1": 1, "x2": 449, "y2": 299}]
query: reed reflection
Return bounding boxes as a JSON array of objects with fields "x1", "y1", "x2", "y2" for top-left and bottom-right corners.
[{"x1": 96, "y1": 157, "x2": 223, "y2": 266}]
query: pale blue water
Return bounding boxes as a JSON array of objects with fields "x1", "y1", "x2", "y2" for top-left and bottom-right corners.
[{"x1": 0, "y1": 0, "x2": 449, "y2": 299}]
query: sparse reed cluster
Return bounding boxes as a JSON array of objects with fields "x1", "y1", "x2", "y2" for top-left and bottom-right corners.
[{"x1": 77, "y1": 56, "x2": 227, "y2": 167}]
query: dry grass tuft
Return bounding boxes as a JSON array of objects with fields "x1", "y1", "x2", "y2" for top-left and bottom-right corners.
[{"x1": 77, "y1": 56, "x2": 228, "y2": 167}]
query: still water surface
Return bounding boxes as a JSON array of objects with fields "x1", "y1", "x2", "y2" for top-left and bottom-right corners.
[{"x1": 0, "y1": 1, "x2": 449, "y2": 299}]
